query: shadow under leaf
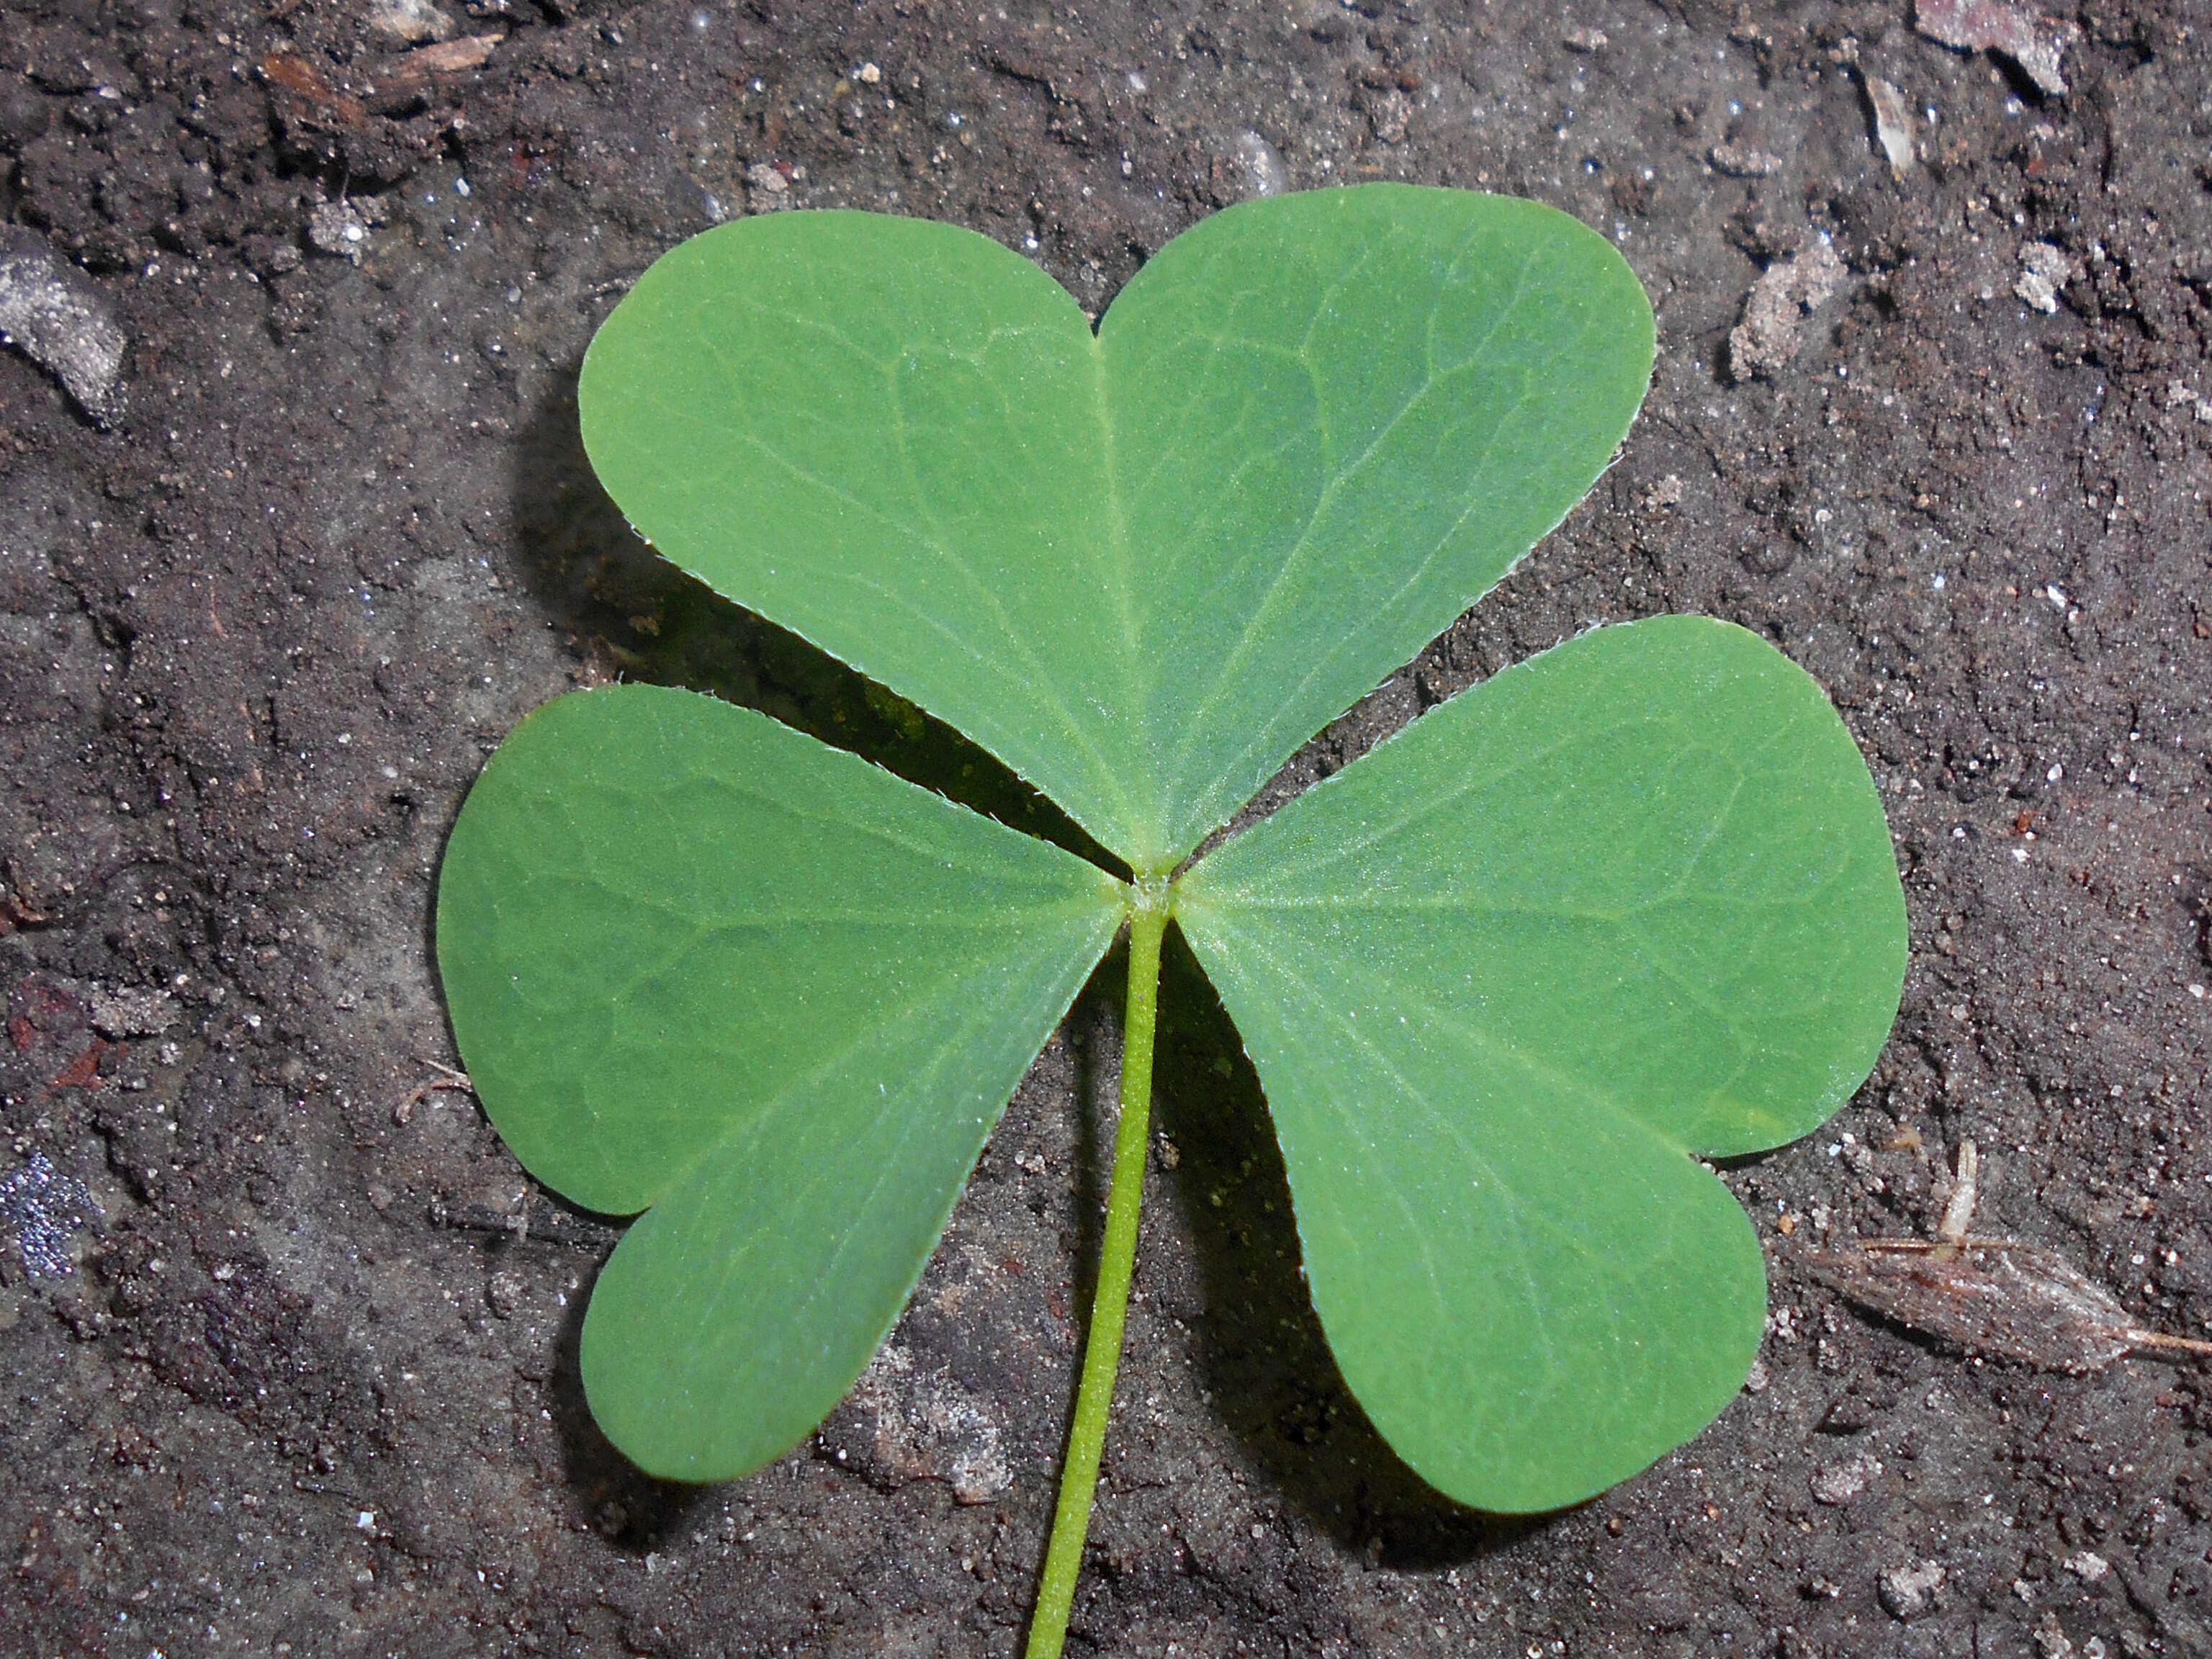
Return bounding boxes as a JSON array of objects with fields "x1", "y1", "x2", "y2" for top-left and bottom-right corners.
[{"x1": 541, "y1": 1259, "x2": 711, "y2": 1552}]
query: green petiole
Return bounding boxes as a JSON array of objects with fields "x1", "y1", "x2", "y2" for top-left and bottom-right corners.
[{"x1": 1025, "y1": 878, "x2": 1170, "y2": 1659}]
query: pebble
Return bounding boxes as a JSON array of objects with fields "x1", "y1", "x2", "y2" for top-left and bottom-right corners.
[
  {"x1": 1710, "y1": 143, "x2": 1781, "y2": 178},
  {"x1": 1809, "y1": 1452, "x2": 1883, "y2": 1506},
  {"x1": 2063, "y1": 1549, "x2": 2109, "y2": 1583},
  {"x1": 486, "y1": 1269, "x2": 526, "y2": 1318},
  {"x1": 308, "y1": 197, "x2": 392, "y2": 265},
  {"x1": 365, "y1": 0, "x2": 457, "y2": 44},
  {"x1": 0, "y1": 1154, "x2": 99, "y2": 1280},
  {"x1": 819, "y1": 1344, "x2": 1012, "y2": 1504},
  {"x1": 1233, "y1": 130, "x2": 1289, "y2": 198},
  {"x1": 2015, "y1": 241, "x2": 2081, "y2": 314},
  {"x1": 91, "y1": 986, "x2": 179, "y2": 1040},
  {"x1": 1877, "y1": 1559, "x2": 1945, "y2": 1620},
  {"x1": 0, "y1": 226, "x2": 125, "y2": 423},
  {"x1": 1727, "y1": 238, "x2": 1845, "y2": 382},
  {"x1": 1916, "y1": 0, "x2": 2078, "y2": 98},
  {"x1": 745, "y1": 161, "x2": 793, "y2": 212}
]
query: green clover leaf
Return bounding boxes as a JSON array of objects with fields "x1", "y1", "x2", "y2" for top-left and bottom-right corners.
[{"x1": 436, "y1": 184, "x2": 1905, "y2": 1639}]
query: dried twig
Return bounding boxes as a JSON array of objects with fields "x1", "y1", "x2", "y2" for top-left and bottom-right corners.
[
  {"x1": 1933, "y1": 1136, "x2": 1979, "y2": 1249},
  {"x1": 1803, "y1": 1141, "x2": 2212, "y2": 1373},
  {"x1": 394, "y1": 1061, "x2": 473, "y2": 1125},
  {"x1": 362, "y1": 35, "x2": 500, "y2": 107},
  {"x1": 260, "y1": 49, "x2": 369, "y2": 130}
]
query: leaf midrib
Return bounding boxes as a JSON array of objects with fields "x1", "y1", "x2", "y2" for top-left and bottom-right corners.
[{"x1": 1155, "y1": 237, "x2": 1551, "y2": 835}]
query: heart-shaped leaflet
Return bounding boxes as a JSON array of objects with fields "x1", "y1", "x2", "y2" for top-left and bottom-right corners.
[
  {"x1": 438, "y1": 186, "x2": 1905, "y2": 1511},
  {"x1": 577, "y1": 186, "x2": 1654, "y2": 873}
]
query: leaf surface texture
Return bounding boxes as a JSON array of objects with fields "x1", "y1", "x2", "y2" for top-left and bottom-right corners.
[
  {"x1": 1176, "y1": 618, "x2": 1906, "y2": 1509},
  {"x1": 437, "y1": 685, "x2": 1123, "y2": 1478},
  {"x1": 579, "y1": 186, "x2": 1653, "y2": 868}
]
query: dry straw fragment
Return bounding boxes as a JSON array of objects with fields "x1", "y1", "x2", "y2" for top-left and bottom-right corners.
[
  {"x1": 1864, "y1": 76, "x2": 1915, "y2": 177},
  {"x1": 1804, "y1": 1141, "x2": 2212, "y2": 1372}
]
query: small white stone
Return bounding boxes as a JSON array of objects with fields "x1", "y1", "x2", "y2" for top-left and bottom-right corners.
[
  {"x1": 1233, "y1": 130, "x2": 1289, "y2": 198},
  {"x1": 1879, "y1": 1559, "x2": 1945, "y2": 1620},
  {"x1": 1811, "y1": 1454, "x2": 1883, "y2": 1506},
  {"x1": 2064, "y1": 1550, "x2": 2110, "y2": 1583},
  {"x1": 0, "y1": 226, "x2": 127, "y2": 420},
  {"x1": 366, "y1": 0, "x2": 456, "y2": 43},
  {"x1": 2015, "y1": 242, "x2": 2080, "y2": 314}
]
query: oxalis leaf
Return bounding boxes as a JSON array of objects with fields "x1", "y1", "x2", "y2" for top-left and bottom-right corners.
[{"x1": 437, "y1": 186, "x2": 1905, "y2": 1551}]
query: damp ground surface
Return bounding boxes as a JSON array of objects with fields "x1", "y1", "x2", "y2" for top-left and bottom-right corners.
[{"x1": 3, "y1": 0, "x2": 2211, "y2": 1653}]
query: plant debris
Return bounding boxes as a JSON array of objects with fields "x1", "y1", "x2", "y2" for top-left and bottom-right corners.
[
  {"x1": 1863, "y1": 76, "x2": 1915, "y2": 177},
  {"x1": 1804, "y1": 1142, "x2": 2212, "y2": 1373},
  {"x1": 1914, "y1": 0, "x2": 2079, "y2": 99},
  {"x1": 261, "y1": 48, "x2": 370, "y2": 133},
  {"x1": 392, "y1": 1059, "x2": 472, "y2": 1123},
  {"x1": 0, "y1": 891, "x2": 53, "y2": 935},
  {"x1": 366, "y1": 33, "x2": 500, "y2": 104}
]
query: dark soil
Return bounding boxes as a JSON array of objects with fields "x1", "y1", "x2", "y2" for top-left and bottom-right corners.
[{"x1": 4, "y1": 0, "x2": 2210, "y2": 1653}]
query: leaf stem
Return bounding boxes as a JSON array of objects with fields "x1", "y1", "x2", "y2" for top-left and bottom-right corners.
[{"x1": 1025, "y1": 881, "x2": 1169, "y2": 1659}]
